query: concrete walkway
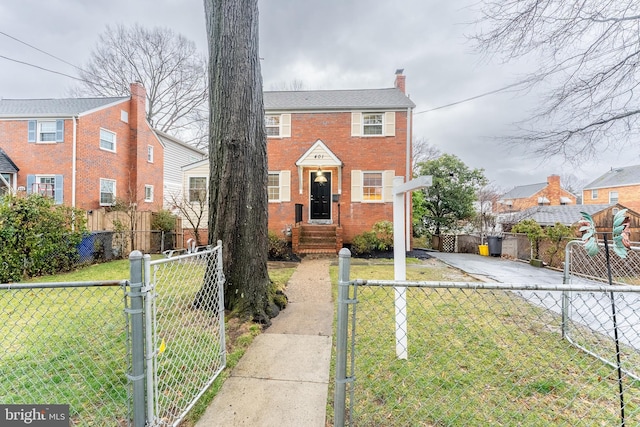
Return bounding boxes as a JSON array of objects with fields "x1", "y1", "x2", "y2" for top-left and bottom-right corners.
[{"x1": 195, "y1": 258, "x2": 334, "y2": 426}]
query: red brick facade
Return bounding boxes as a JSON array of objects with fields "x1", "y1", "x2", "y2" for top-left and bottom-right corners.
[
  {"x1": 0, "y1": 83, "x2": 163, "y2": 212},
  {"x1": 583, "y1": 184, "x2": 640, "y2": 212},
  {"x1": 266, "y1": 73, "x2": 413, "y2": 245},
  {"x1": 497, "y1": 175, "x2": 577, "y2": 213}
]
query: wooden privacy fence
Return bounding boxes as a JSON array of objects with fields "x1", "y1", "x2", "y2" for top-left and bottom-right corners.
[{"x1": 83, "y1": 209, "x2": 183, "y2": 255}]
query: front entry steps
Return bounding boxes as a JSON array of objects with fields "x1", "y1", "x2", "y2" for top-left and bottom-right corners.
[{"x1": 292, "y1": 224, "x2": 342, "y2": 255}]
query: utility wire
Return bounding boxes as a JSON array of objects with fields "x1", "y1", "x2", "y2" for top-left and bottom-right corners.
[
  {"x1": 414, "y1": 79, "x2": 534, "y2": 115},
  {"x1": 0, "y1": 30, "x2": 86, "y2": 73},
  {"x1": 0, "y1": 54, "x2": 88, "y2": 83}
]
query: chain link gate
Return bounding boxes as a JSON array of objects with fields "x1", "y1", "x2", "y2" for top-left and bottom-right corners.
[
  {"x1": 335, "y1": 248, "x2": 640, "y2": 426},
  {"x1": 141, "y1": 242, "x2": 226, "y2": 427}
]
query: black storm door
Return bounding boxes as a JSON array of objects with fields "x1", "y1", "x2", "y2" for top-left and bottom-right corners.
[{"x1": 310, "y1": 172, "x2": 331, "y2": 220}]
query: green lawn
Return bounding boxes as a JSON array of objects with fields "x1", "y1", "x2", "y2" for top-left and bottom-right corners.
[
  {"x1": 2, "y1": 257, "x2": 296, "y2": 426},
  {"x1": 328, "y1": 258, "x2": 640, "y2": 426}
]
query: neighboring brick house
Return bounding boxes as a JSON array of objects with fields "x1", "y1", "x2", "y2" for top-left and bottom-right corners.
[
  {"x1": 0, "y1": 83, "x2": 163, "y2": 212},
  {"x1": 181, "y1": 70, "x2": 415, "y2": 254},
  {"x1": 582, "y1": 165, "x2": 640, "y2": 213},
  {"x1": 497, "y1": 175, "x2": 577, "y2": 213}
]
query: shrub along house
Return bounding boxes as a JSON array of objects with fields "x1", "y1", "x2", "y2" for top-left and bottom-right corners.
[{"x1": 181, "y1": 70, "x2": 415, "y2": 254}]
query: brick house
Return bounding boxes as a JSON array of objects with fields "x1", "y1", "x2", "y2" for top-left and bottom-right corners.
[
  {"x1": 582, "y1": 165, "x2": 640, "y2": 213},
  {"x1": 0, "y1": 83, "x2": 163, "y2": 212},
  {"x1": 182, "y1": 70, "x2": 415, "y2": 254},
  {"x1": 497, "y1": 175, "x2": 577, "y2": 213}
]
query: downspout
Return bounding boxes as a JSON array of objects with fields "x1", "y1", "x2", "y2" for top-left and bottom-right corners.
[
  {"x1": 405, "y1": 107, "x2": 412, "y2": 250},
  {"x1": 72, "y1": 116, "x2": 77, "y2": 208}
]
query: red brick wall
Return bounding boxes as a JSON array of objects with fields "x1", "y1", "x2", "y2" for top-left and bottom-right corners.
[
  {"x1": 583, "y1": 184, "x2": 640, "y2": 207},
  {"x1": 498, "y1": 175, "x2": 577, "y2": 213},
  {"x1": 0, "y1": 83, "x2": 163, "y2": 212},
  {"x1": 1, "y1": 119, "x2": 74, "y2": 202},
  {"x1": 267, "y1": 110, "x2": 410, "y2": 244}
]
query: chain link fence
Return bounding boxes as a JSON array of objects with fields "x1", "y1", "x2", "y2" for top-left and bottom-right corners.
[
  {"x1": 0, "y1": 280, "x2": 131, "y2": 426},
  {"x1": 335, "y1": 250, "x2": 640, "y2": 426},
  {"x1": 146, "y1": 245, "x2": 226, "y2": 426},
  {"x1": 1, "y1": 243, "x2": 225, "y2": 427}
]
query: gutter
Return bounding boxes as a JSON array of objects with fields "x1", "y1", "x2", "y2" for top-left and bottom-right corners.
[
  {"x1": 72, "y1": 116, "x2": 77, "y2": 208},
  {"x1": 405, "y1": 106, "x2": 412, "y2": 249}
]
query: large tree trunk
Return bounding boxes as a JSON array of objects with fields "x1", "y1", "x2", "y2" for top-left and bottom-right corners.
[{"x1": 199, "y1": 0, "x2": 270, "y2": 323}]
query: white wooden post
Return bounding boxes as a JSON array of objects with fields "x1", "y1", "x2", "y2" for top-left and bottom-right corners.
[{"x1": 393, "y1": 175, "x2": 432, "y2": 359}]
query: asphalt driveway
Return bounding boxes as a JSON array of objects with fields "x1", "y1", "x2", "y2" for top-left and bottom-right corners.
[{"x1": 429, "y1": 252, "x2": 640, "y2": 352}]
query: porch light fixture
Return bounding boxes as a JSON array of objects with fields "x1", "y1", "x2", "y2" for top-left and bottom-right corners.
[{"x1": 314, "y1": 168, "x2": 327, "y2": 183}]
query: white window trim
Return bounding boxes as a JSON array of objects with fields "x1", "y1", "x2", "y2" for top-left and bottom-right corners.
[
  {"x1": 144, "y1": 185, "x2": 154, "y2": 202},
  {"x1": 34, "y1": 175, "x2": 55, "y2": 197},
  {"x1": 609, "y1": 191, "x2": 619, "y2": 204},
  {"x1": 351, "y1": 170, "x2": 394, "y2": 203},
  {"x1": 188, "y1": 176, "x2": 207, "y2": 203},
  {"x1": 592, "y1": 189, "x2": 598, "y2": 199},
  {"x1": 100, "y1": 128, "x2": 117, "y2": 153},
  {"x1": 265, "y1": 114, "x2": 291, "y2": 138},
  {"x1": 351, "y1": 112, "x2": 395, "y2": 137},
  {"x1": 100, "y1": 178, "x2": 116, "y2": 206},
  {"x1": 37, "y1": 120, "x2": 57, "y2": 144},
  {"x1": 268, "y1": 170, "x2": 291, "y2": 202},
  {"x1": 362, "y1": 113, "x2": 384, "y2": 137},
  {"x1": 147, "y1": 145, "x2": 154, "y2": 163}
]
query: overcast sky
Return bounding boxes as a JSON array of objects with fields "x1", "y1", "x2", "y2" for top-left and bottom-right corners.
[{"x1": 1, "y1": 0, "x2": 634, "y2": 192}]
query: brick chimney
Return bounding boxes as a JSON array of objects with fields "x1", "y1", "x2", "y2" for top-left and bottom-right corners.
[
  {"x1": 128, "y1": 82, "x2": 147, "y2": 201},
  {"x1": 129, "y1": 82, "x2": 146, "y2": 130},
  {"x1": 547, "y1": 174, "x2": 560, "y2": 188},
  {"x1": 394, "y1": 69, "x2": 406, "y2": 94}
]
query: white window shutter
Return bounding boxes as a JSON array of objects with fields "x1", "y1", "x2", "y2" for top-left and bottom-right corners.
[
  {"x1": 280, "y1": 170, "x2": 291, "y2": 202},
  {"x1": 384, "y1": 112, "x2": 396, "y2": 136},
  {"x1": 351, "y1": 170, "x2": 363, "y2": 202},
  {"x1": 383, "y1": 170, "x2": 395, "y2": 202},
  {"x1": 351, "y1": 112, "x2": 361, "y2": 137},
  {"x1": 280, "y1": 114, "x2": 291, "y2": 138}
]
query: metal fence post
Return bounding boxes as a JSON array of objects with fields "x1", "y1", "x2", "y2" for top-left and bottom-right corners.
[
  {"x1": 143, "y1": 254, "x2": 156, "y2": 425},
  {"x1": 562, "y1": 241, "x2": 578, "y2": 339},
  {"x1": 129, "y1": 250, "x2": 146, "y2": 427},
  {"x1": 335, "y1": 248, "x2": 352, "y2": 427}
]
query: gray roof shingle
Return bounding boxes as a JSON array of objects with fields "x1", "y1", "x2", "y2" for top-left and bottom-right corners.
[
  {"x1": 500, "y1": 182, "x2": 547, "y2": 200},
  {"x1": 264, "y1": 88, "x2": 415, "y2": 110},
  {"x1": 500, "y1": 204, "x2": 612, "y2": 226},
  {"x1": 584, "y1": 165, "x2": 640, "y2": 189},
  {"x1": 0, "y1": 147, "x2": 18, "y2": 173},
  {"x1": 0, "y1": 97, "x2": 129, "y2": 117}
]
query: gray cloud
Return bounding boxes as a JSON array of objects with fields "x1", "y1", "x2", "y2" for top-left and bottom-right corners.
[{"x1": 0, "y1": 0, "x2": 632, "y2": 191}]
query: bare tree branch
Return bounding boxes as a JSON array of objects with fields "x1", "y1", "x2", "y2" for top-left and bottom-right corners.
[
  {"x1": 473, "y1": 0, "x2": 640, "y2": 162},
  {"x1": 73, "y1": 24, "x2": 208, "y2": 147}
]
